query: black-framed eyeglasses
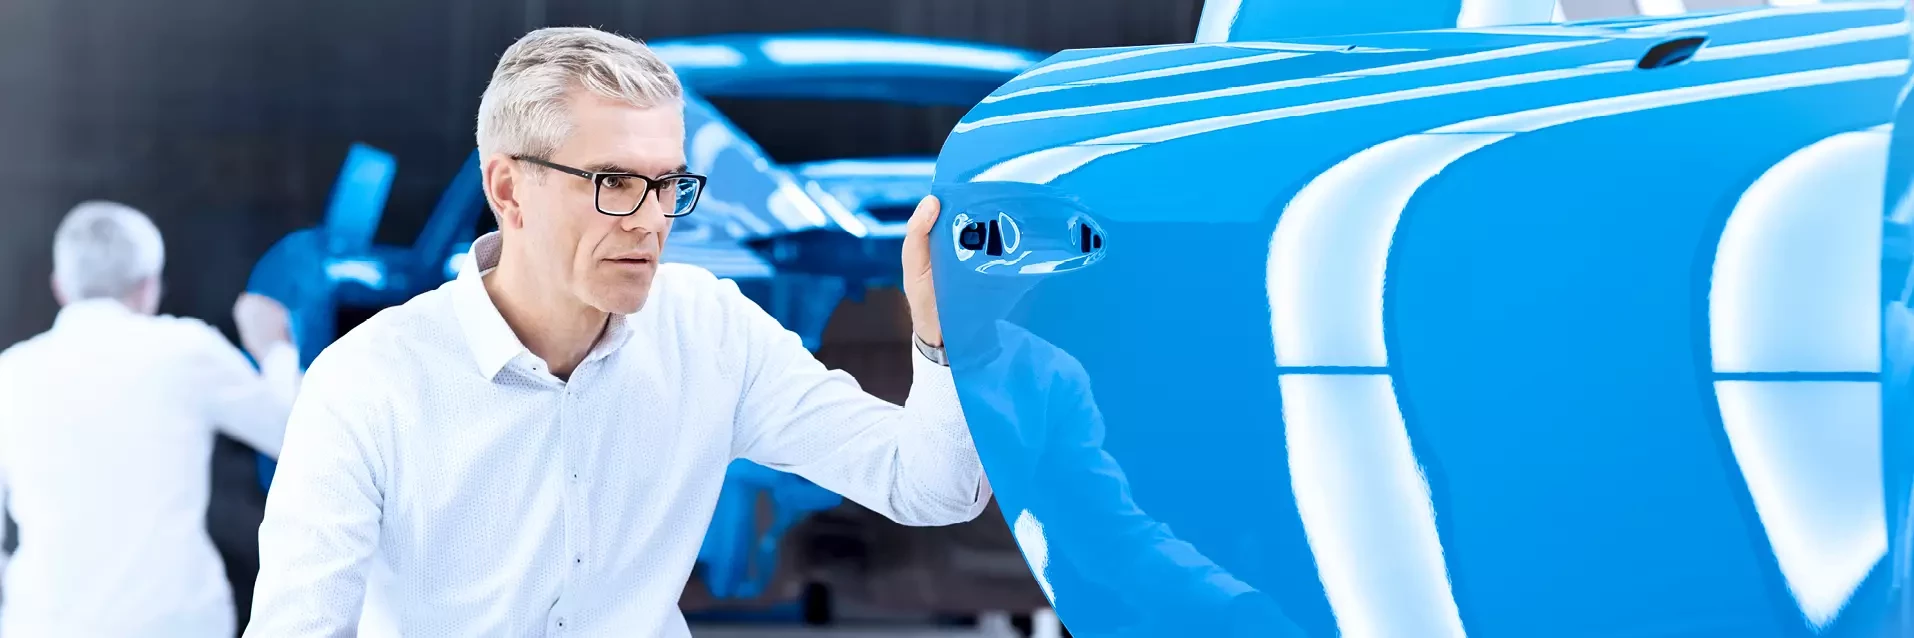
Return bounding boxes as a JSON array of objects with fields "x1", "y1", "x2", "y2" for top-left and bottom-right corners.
[{"x1": 513, "y1": 155, "x2": 706, "y2": 217}]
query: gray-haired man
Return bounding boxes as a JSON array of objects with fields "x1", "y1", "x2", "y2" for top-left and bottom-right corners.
[
  {"x1": 247, "y1": 27, "x2": 989, "y2": 637},
  {"x1": 0, "y1": 201, "x2": 299, "y2": 637}
]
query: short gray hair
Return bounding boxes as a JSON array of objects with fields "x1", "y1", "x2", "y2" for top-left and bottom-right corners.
[
  {"x1": 52, "y1": 201, "x2": 165, "y2": 302},
  {"x1": 476, "y1": 27, "x2": 683, "y2": 160}
]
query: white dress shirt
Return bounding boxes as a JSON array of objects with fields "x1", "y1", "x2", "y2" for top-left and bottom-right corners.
[
  {"x1": 248, "y1": 231, "x2": 991, "y2": 637},
  {"x1": 0, "y1": 298, "x2": 300, "y2": 638}
]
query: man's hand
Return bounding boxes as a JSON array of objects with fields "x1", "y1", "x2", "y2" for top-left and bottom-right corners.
[
  {"x1": 233, "y1": 293, "x2": 293, "y2": 362},
  {"x1": 902, "y1": 195, "x2": 943, "y2": 347}
]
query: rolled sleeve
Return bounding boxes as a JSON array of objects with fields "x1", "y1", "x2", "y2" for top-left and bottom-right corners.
[{"x1": 192, "y1": 327, "x2": 300, "y2": 458}]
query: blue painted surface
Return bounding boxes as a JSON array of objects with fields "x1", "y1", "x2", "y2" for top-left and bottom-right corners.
[
  {"x1": 1193, "y1": 0, "x2": 1557, "y2": 42},
  {"x1": 933, "y1": 4, "x2": 1913, "y2": 636}
]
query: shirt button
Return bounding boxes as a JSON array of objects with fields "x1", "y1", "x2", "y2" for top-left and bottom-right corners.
[
  {"x1": 556, "y1": 617, "x2": 567, "y2": 629},
  {"x1": 574, "y1": 555, "x2": 583, "y2": 565}
]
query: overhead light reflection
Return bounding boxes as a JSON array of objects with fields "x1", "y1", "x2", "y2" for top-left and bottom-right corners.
[
  {"x1": 759, "y1": 38, "x2": 1037, "y2": 73},
  {"x1": 651, "y1": 43, "x2": 747, "y2": 68}
]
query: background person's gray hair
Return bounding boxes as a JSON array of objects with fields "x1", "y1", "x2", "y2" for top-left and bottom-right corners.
[
  {"x1": 475, "y1": 26, "x2": 684, "y2": 162},
  {"x1": 52, "y1": 201, "x2": 166, "y2": 302}
]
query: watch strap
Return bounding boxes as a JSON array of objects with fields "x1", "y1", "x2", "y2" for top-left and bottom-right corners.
[{"x1": 912, "y1": 332, "x2": 949, "y2": 366}]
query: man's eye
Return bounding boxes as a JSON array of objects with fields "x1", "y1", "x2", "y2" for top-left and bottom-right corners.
[{"x1": 599, "y1": 176, "x2": 629, "y2": 190}]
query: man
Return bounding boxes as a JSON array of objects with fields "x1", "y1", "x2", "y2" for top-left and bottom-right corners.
[
  {"x1": 0, "y1": 200, "x2": 301, "y2": 637},
  {"x1": 247, "y1": 27, "x2": 990, "y2": 637}
]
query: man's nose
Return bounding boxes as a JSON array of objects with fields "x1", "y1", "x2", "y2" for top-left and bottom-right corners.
[{"x1": 617, "y1": 194, "x2": 670, "y2": 233}]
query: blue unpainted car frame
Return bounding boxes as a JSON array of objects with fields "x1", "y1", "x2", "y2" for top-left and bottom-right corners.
[{"x1": 244, "y1": 31, "x2": 1043, "y2": 610}]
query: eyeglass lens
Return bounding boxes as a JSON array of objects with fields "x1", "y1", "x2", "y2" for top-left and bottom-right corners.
[{"x1": 596, "y1": 175, "x2": 701, "y2": 216}]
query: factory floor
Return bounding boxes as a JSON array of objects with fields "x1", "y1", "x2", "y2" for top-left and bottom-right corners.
[
  {"x1": 691, "y1": 629, "x2": 1014, "y2": 637},
  {"x1": 693, "y1": 611, "x2": 1059, "y2": 638}
]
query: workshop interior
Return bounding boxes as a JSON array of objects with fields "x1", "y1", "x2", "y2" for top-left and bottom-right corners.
[{"x1": 5, "y1": 0, "x2": 1914, "y2": 635}]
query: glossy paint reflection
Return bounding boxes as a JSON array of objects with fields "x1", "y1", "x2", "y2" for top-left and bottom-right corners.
[
  {"x1": 933, "y1": 3, "x2": 1913, "y2": 636},
  {"x1": 934, "y1": 249, "x2": 1304, "y2": 638},
  {"x1": 1709, "y1": 126, "x2": 1889, "y2": 628}
]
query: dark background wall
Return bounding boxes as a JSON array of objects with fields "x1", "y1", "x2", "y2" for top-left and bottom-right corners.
[
  {"x1": 0, "y1": 1, "x2": 1204, "y2": 627},
  {"x1": 0, "y1": 0, "x2": 1205, "y2": 347}
]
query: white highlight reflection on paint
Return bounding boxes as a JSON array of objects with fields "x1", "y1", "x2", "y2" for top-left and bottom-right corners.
[
  {"x1": 1279, "y1": 374, "x2": 1465, "y2": 638},
  {"x1": 1074, "y1": 51, "x2": 1311, "y2": 86},
  {"x1": 956, "y1": 41, "x2": 1597, "y2": 134},
  {"x1": 999, "y1": 41, "x2": 1388, "y2": 93},
  {"x1": 1708, "y1": 126, "x2": 1889, "y2": 628},
  {"x1": 1713, "y1": 381, "x2": 1884, "y2": 627},
  {"x1": 1014, "y1": 509, "x2": 1057, "y2": 604},
  {"x1": 1270, "y1": 133, "x2": 1508, "y2": 368},
  {"x1": 1266, "y1": 58, "x2": 1903, "y2": 638},
  {"x1": 962, "y1": 4, "x2": 1903, "y2": 175},
  {"x1": 971, "y1": 145, "x2": 1140, "y2": 184},
  {"x1": 1195, "y1": 0, "x2": 1243, "y2": 43},
  {"x1": 1710, "y1": 128, "x2": 1887, "y2": 373},
  {"x1": 1692, "y1": 22, "x2": 1911, "y2": 62},
  {"x1": 1434, "y1": 60, "x2": 1909, "y2": 134}
]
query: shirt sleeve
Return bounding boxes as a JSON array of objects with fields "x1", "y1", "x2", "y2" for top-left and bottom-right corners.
[
  {"x1": 246, "y1": 355, "x2": 384, "y2": 637},
  {"x1": 0, "y1": 358, "x2": 9, "y2": 588},
  {"x1": 722, "y1": 279, "x2": 991, "y2": 527},
  {"x1": 191, "y1": 326, "x2": 302, "y2": 458}
]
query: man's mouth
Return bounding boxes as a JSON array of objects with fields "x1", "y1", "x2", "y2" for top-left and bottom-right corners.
[{"x1": 606, "y1": 256, "x2": 656, "y2": 266}]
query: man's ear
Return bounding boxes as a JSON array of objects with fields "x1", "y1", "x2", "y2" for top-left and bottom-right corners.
[
  {"x1": 483, "y1": 154, "x2": 527, "y2": 230},
  {"x1": 135, "y1": 277, "x2": 163, "y2": 315}
]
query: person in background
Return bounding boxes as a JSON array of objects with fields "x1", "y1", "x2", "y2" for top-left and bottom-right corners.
[
  {"x1": 0, "y1": 200, "x2": 302, "y2": 637},
  {"x1": 247, "y1": 26, "x2": 988, "y2": 637}
]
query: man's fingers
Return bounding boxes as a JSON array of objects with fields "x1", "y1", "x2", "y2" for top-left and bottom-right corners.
[{"x1": 906, "y1": 195, "x2": 940, "y2": 237}]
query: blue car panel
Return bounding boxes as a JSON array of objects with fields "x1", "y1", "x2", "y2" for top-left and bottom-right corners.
[
  {"x1": 932, "y1": 3, "x2": 1910, "y2": 636},
  {"x1": 1193, "y1": 0, "x2": 1554, "y2": 42}
]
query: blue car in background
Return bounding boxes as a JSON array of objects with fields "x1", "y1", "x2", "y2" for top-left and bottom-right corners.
[
  {"x1": 928, "y1": 0, "x2": 1914, "y2": 636},
  {"x1": 246, "y1": 31, "x2": 1043, "y2": 615}
]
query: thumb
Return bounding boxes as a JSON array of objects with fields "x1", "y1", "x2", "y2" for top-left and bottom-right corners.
[
  {"x1": 903, "y1": 195, "x2": 939, "y2": 276},
  {"x1": 906, "y1": 195, "x2": 940, "y2": 238}
]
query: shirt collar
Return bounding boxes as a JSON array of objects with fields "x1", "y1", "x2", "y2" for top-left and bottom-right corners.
[
  {"x1": 53, "y1": 298, "x2": 137, "y2": 331},
  {"x1": 452, "y1": 232, "x2": 531, "y2": 380},
  {"x1": 451, "y1": 232, "x2": 641, "y2": 380}
]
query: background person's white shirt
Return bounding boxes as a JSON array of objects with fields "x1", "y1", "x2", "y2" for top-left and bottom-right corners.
[
  {"x1": 0, "y1": 298, "x2": 300, "y2": 638},
  {"x1": 247, "y1": 232, "x2": 990, "y2": 638}
]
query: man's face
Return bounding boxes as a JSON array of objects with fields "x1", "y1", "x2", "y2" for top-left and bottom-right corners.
[{"x1": 513, "y1": 91, "x2": 686, "y2": 315}]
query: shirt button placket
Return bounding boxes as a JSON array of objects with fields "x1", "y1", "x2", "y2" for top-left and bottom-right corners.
[
  {"x1": 559, "y1": 382, "x2": 578, "y2": 631},
  {"x1": 564, "y1": 381, "x2": 589, "y2": 572}
]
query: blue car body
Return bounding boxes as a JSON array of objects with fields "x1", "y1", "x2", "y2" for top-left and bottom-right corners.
[
  {"x1": 931, "y1": 2, "x2": 1913, "y2": 636},
  {"x1": 245, "y1": 32, "x2": 1043, "y2": 605}
]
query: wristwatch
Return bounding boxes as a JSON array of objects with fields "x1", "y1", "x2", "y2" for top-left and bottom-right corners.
[{"x1": 912, "y1": 332, "x2": 949, "y2": 366}]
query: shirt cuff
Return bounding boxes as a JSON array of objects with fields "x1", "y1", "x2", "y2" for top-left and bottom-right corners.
[{"x1": 907, "y1": 346, "x2": 993, "y2": 510}]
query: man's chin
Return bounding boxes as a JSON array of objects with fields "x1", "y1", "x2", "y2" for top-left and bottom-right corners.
[
  {"x1": 585, "y1": 286, "x2": 652, "y2": 316},
  {"x1": 593, "y1": 296, "x2": 649, "y2": 316}
]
